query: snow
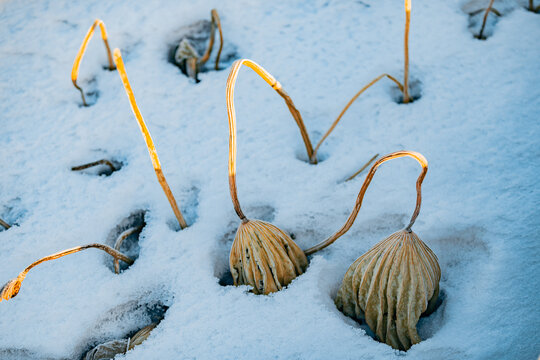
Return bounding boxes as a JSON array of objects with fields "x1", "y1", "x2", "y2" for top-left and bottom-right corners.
[{"x1": 0, "y1": 0, "x2": 539, "y2": 359}]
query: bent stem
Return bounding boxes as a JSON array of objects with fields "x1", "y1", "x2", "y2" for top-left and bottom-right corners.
[
  {"x1": 227, "y1": 59, "x2": 316, "y2": 166},
  {"x1": 403, "y1": 0, "x2": 411, "y2": 103},
  {"x1": 199, "y1": 9, "x2": 223, "y2": 70},
  {"x1": 0, "y1": 218, "x2": 10, "y2": 229},
  {"x1": 0, "y1": 243, "x2": 133, "y2": 302},
  {"x1": 114, "y1": 49, "x2": 188, "y2": 230},
  {"x1": 113, "y1": 225, "x2": 143, "y2": 274},
  {"x1": 71, "y1": 159, "x2": 116, "y2": 172},
  {"x1": 304, "y1": 150, "x2": 428, "y2": 255},
  {"x1": 312, "y1": 74, "x2": 403, "y2": 159},
  {"x1": 71, "y1": 19, "x2": 115, "y2": 106},
  {"x1": 478, "y1": 0, "x2": 495, "y2": 39}
]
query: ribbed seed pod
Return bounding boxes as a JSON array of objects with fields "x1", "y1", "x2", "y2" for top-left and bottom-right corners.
[
  {"x1": 84, "y1": 323, "x2": 158, "y2": 360},
  {"x1": 335, "y1": 230, "x2": 440, "y2": 351},
  {"x1": 230, "y1": 219, "x2": 308, "y2": 295}
]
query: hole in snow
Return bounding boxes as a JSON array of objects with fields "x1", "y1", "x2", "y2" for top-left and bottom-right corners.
[
  {"x1": 167, "y1": 18, "x2": 238, "y2": 82},
  {"x1": 0, "y1": 200, "x2": 25, "y2": 232},
  {"x1": 167, "y1": 185, "x2": 200, "y2": 231},
  {"x1": 80, "y1": 299, "x2": 168, "y2": 359},
  {"x1": 295, "y1": 149, "x2": 328, "y2": 165},
  {"x1": 392, "y1": 78, "x2": 422, "y2": 104},
  {"x1": 77, "y1": 77, "x2": 100, "y2": 107},
  {"x1": 105, "y1": 210, "x2": 146, "y2": 273}
]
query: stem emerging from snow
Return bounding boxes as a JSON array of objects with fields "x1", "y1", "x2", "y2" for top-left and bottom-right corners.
[
  {"x1": 403, "y1": 0, "x2": 411, "y2": 104},
  {"x1": 114, "y1": 49, "x2": 188, "y2": 230},
  {"x1": 113, "y1": 225, "x2": 143, "y2": 274},
  {"x1": 478, "y1": 0, "x2": 495, "y2": 40},
  {"x1": 304, "y1": 150, "x2": 427, "y2": 255},
  {"x1": 312, "y1": 74, "x2": 403, "y2": 159},
  {"x1": 71, "y1": 19, "x2": 115, "y2": 106},
  {"x1": 0, "y1": 243, "x2": 133, "y2": 302},
  {"x1": 199, "y1": 9, "x2": 224, "y2": 70}
]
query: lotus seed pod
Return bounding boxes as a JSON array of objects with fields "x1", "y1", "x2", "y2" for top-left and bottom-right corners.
[
  {"x1": 129, "y1": 323, "x2": 157, "y2": 349},
  {"x1": 335, "y1": 229, "x2": 441, "y2": 351},
  {"x1": 230, "y1": 219, "x2": 308, "y2": 295},
  {"x1": 84, "y1": 339, "x2": 129, "y2": 360},
  {"x1": 0, "y1": 275, "x2": 24, "y2": 302}
]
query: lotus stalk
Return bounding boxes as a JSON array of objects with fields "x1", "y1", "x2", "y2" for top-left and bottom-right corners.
[
  {"x1": 113, "y1": 225, "x2": 144, "y2": 274},
  {"x1": 477, "y1": 0, "x2": 496, "y2": 39},
  {"x1": 71, "y1": 19, "x2": 115, "y2": 106},
  {"x1": 0, "y1": 218, "x2": 10, "y2": 230},
  {"x1": 0, "y1": 244, "x2": 133, "y2": 302},
  {"x1": 114, "y1": 49, "x2": 188, "y2": 230},
  {"x1": 71, "y1": 159, "x2": 116, "y2": 173}
]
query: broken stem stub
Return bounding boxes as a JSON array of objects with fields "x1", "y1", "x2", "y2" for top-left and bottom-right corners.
[
  {"x1": 114, "y1": 48, "x2": 188, "y2": 230},
  {"x1": 304, "y1": 150, "x2": 428, "y2": 255},
  {"x1": 71, "y1": 19, "x2": 115, "y2": 106},
  {"x1": 71, "y1": 159, "x2": 116, "y2": 172}
]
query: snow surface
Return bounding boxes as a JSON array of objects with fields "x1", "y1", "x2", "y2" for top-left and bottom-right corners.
[{"x1": 0, "y1": 0, "x2": 539, "y2": 359}]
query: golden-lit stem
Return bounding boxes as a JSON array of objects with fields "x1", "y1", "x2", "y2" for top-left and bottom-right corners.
[
  {"x1": 304, "y1": 150, "x2": 427, "y2": 255},
  {"x1": 113, "y1": 225, "x2": 143, "y2": 274},
  {"x1": 113, "y1": 49, "x2": 188, "y2": 229},
  {"x1": 312, "y1": 74, "x2": 403, "y2": 158},
  {"x1": 71, "y1": 159, "x2": 116, "y2": 172},
  {"x1": 227, "y1": 59, "x2": 315, "y2": 165},
  {"x1": 226, "y1": 59, "x2": 315, "y2": 220},
  {"x1": 345, "y1": 153, "x2": 379, "y2": 182},
  {"x1": 0, "y1": 218, "x2": 10, "y2": 229},
  {"x1": 71, "y1": 19, "x2": 115, "y2": 106},
  {"x1": 403, "y1": 0, "x2": 411, "y2": 104},
  {"x1": 0, "y1": 243, "x2": 133, "y2": 302},
  {"x1": 212, "y1": 9, "x2": 224, "y2": 70},
  {"x1": 478, "y1": 0, "x2": 495, "y2": 39}
]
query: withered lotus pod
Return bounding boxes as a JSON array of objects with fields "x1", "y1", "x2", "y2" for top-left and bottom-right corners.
[
  {"x1": 0, "y1": 244, "x2": 133, "y2": 302},
  {"x1": 325, "y1": 151, "x2": 441, "y2": 350},
  {"x1": 230, "y1": 219, "x2": 308, "y2": 294},
  {"x1": 335, "y1": 229, "x2": 440, "y2": 350},
  {"x1": 84, "y1": 323, "x2": 157, "y2": 360}
]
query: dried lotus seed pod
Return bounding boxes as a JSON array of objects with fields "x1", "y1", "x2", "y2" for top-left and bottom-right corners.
[
  {"x1": 128, "y1": 323, "x2": 158, "y2": 349},
  {"x1": 84, "y1": 339, "x2": 129, "y2": 360},
  {"x1": 335, "y1": 229, "x2": 441, "y2": 350},
  {"x1": 230, "y1": 219, "x2": 308, "y2": 294},
  {"x1": 84, "y1": 323, "x2": 158, "y2": 359}
]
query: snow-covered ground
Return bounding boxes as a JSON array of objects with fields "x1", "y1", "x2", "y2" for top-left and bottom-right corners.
[{"x1": 0, "y1": 0, "x2": 539, "y2": 359}]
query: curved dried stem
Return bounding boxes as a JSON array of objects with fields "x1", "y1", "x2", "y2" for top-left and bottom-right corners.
[
  {"x1": 304, "y1": 150, "x2": 428, "y2": 255},
  {"x1": 403, "y1": 0, "x2": 411, "y2": 103},
  {"x1": 227, "y1": 59, "x2": 315, "y2": 166},
  {"x1": 114, "y1": 49, "x2": 188, "y2": 230},
  {"x1": 71, "y1": 19, "x2": 115, "y2": 106},
  {"x1": 0, "y1": 243, "x2": 133, "y2": 302},
  {"x1": 200, "y1": 9, "x2": 223, "y2": 70},
  {"x1": 71, "y1": 159, "x2": 116, "y2": 172},
  {"x1": 478, "y1": 0, "x2": 496, "y2": 39},
  {"x1": 113, "y1": 225, "x2": 143, "y2": 274},
  {"x1": 345, "y1": 153, "x2": 379, "y2": 182},
  {"x1": 0, "y1": 218, "x2": 10, "y2": 229},
  {"x1": 312, "y1": 74, "x2": 403, "y2": 158},
  {"x1": 212, "y1": 9, "x2": 224, "y2": 70}
]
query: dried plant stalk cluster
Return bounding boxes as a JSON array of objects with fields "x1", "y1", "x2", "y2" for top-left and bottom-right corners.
[
  {"x1": 335, "y1": 230, "x2": 440, "y2": 350},
  {"x1": 230, "y1": 220, "x2": 308, "y2": 294},
  {"x1": 71, "y1": 19, "x2": 115, "y2": 106},
  {"x1": 174, "y1": 9, "x2": 224, "y2": 81}
]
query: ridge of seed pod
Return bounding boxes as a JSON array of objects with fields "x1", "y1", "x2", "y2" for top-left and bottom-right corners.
[{"x1": 84, "y1": 323, "x2": 158, "y2": 359}]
